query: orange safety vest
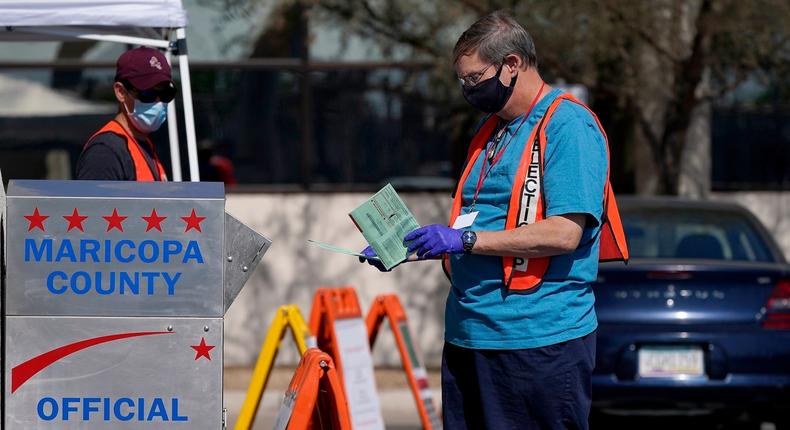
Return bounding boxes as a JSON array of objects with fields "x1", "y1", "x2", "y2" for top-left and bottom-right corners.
[
  {"x1": 86, "y1": 120, "x2": 167, "y2": 182},
  {"x1": 444, "y1": 93, "x2": 629, "y2": 292}
]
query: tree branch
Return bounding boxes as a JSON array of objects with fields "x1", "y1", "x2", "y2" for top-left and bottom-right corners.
[
  {"x1": 632, "y1": 101, "x2": 662, "y2": 155},
  {"x1": 595, "y1": 0, "x2": 681, "y2": 63},
  {"x1": 319, "y1": 0, "x2": 444, "y2": 57}
]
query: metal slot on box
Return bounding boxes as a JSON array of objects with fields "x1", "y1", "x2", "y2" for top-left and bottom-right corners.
[{"x1": 224, "y1": 212, "x2": 271, "y2": 313}]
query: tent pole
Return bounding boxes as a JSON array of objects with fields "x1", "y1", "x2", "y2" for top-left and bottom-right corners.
[
  {"x1": 165, "y1": 49, "x2": 183, "y2": 182},
  {"x1": 175, "y1": 27, "x2": 200, "y2": 182},
  {"x1": 9, "y1": 27, "x2": 171, "y2": 48}
]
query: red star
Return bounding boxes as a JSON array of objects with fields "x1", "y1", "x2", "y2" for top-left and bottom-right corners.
[
  {"x1": 102, "y1": 208, "x2": 128, "y2": 232},
  {"x1": 63, "y1": 208, "x2": 88, "y2": 232},
  {"x1": 190, "y1": 337, "x2": 215, "y2": 361},
  {"x1": 141, "y1": 209, "x2": 167, "y2": 232},
  {"x1": 181, "y1": 209, "x2": 206, "y2": 233},
  {"x1": 24, "y1": 208, "x2": 49, "y2": 232}
]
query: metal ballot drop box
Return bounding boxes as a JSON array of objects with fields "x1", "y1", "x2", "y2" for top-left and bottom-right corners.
[{"x1": 2, "y1": 180, "x2": 271, "y2": 429}]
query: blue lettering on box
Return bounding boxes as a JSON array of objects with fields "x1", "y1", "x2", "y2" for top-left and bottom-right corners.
[
  {"x1": 55, "y1": 240, "x2": 77, "y2": 262},
  {"x1": 82, "y1": 398, "x2": 101, "y2": 421},
  {"x1": 114, "y1": 398, "x2": 134, "y2": 422},
  {"x1": 71, "y1": 272, "x2": 91, "y2": 295},
  {"x1": 162, "y1": 272, "x2": 182, "y2": 296},
  {"x1": 163, "y1": 240, "x2": 182, "y2": 263},
  {"x1": 26, "y1": 237, "x2": 201, "y2": 296},
  {"x1": 95, "y1": 272, "x2": 116, "y2": 295},
  {"x1": 115, "y1": 240, "x2": 135, "y2": 263},
  {"x1": 141, "y1": 272, "x2": 160, "y2": 295},
  {"x1": 37, "y1": 397, "x2": 58, "y2": 421},
  {"x1": 120, "y1": 272, "x2": 140, "y2": 295},
  {"x1": 183, "y1": 241, "x2": 204, "y2": 264},
  {"x1": 147, "y1": 398, "x2": 168, "y2": 421},
  {"x1": 24, "y1": 238, "x2": 204, "y2": 265},
  {"x1": 37, "y1": 397, "x2": 188, "y2": 422},
  {"x1": 43, "y1": 271, "x2": 183, "y2": 296},
  {"x1": 138, "y1": 240, "x2": 159, "y2": 263},
  {"x1": 172, "y1": 398, "x2": 188, "y2": 422},
  {"x1": 62, "y1": 397, "x2": 79, "y2": 420},
  {"x1": 81, "y1": 240, "x2": 101, "y2": 263},
  {"x1": 46, "y1": 271, "x2": 68, "y2": 294},
  {"x1": 25, "y1": 238, "x2": 52, "y2": 262}
]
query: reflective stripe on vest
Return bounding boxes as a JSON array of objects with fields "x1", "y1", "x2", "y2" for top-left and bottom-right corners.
[
  {"x1": 444, "y1": 93, "x2": 629, "y2": 292},
  {"x1": 86, "y1": 120, "x2": 167, "y2": 182}
]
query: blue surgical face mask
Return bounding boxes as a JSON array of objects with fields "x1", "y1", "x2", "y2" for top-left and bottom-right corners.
[{"x1": 125, "y1": 99, "x2": 167, "y2": 133}]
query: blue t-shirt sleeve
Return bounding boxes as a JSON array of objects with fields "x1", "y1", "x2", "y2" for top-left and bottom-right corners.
[{"x1": 541, "y1": 102, "x2": 608, "y2": 226}]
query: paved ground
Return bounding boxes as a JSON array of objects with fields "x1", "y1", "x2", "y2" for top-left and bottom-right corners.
[{"x1": 224, "y1": 367, "x2": 779, "y2": 430}]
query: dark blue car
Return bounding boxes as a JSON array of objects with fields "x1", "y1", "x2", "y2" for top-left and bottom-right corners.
[{"x1": 593, "y1": 197, "x2": 790, "y2": 426}]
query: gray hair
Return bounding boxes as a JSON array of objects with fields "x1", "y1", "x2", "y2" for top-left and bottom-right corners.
[{"x1": 453, "y1": 10, "x2": 537, "y2": 69}]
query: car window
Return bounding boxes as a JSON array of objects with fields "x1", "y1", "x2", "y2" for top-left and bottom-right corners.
[{"x1": 621, "y1": 208, "x2": 774, "y2": 262}]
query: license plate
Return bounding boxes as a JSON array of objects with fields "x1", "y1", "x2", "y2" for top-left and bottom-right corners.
[{"x1": 638, "y1": 345, "x2": 704, "y2": 378}]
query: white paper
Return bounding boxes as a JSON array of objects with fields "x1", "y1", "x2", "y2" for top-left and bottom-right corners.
[
  {"x1": 272, "y1": 391, "x2": 296, "y2": 430},
  {"x1": 452, "y1": 211, "x2": 479, "y2": 229},
  {"x1": 333, "y1": 318, "x2": 385, "y2": 430}
]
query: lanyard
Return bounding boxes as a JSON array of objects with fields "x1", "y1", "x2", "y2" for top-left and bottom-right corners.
[{"x1": 469, "y1": 81, "x2": 546, "y2": 211}]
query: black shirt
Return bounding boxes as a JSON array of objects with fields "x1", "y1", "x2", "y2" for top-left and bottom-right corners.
[{"x1": 76, "y1": 129, "x2": 162, "y2": 181}]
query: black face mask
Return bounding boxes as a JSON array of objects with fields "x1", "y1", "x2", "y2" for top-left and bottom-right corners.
[{"x1": 462, "y1": 63, "x2": 518, "y2": 113}]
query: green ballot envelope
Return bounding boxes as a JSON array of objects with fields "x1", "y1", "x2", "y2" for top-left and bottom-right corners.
[{"x1": 349, "y1": 184, "x2": 420, "y2": 270}]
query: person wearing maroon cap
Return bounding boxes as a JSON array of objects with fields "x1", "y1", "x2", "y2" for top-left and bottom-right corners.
[{"x1": 76, "y1": 47, "x2": 177, "y2": 181}]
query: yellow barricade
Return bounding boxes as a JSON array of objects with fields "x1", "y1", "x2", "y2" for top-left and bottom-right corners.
[{"x1": 235, "y1": 304, "x2": 315, "y2": 430}]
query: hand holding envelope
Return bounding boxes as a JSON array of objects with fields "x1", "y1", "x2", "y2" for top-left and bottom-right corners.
[{"x1": 308, "y1": 184, "x2": 420, "y2": 270}]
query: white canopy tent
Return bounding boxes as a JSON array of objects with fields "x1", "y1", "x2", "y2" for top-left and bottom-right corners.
[{"x1": 0, "y1": 0, "x2": 200, "y2": 181}]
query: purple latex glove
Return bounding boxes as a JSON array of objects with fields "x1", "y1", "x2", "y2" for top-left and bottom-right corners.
[
  {"x1": 358, "y1": 246, "x2": 391, "y2": 272},
  {"x1": 405, "y1": 224, "x2": 464, "y2": 258}
]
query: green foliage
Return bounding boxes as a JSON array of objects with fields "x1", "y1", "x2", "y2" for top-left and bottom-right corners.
[
  {"x1": 314, "y1": 0, "x2": 789, "y2": 193},
  {"x1": 216, "y1": 0, "x2": 790, "y2": 193}
]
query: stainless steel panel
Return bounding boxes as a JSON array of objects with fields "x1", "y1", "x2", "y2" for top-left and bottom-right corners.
[
  {"x1": 1, "y1": 169, "x2": 5, "y2": 421},
  {"x1": 7, "y1": 180, "x2": 225, "y2": 200},
  {"x1": 223, "y1": 212, "x2": 271, "y2": 313},
  {"x1": 6, "y1": 182, "x2": 224, "y2": 317},
  {"x1": 1, "y1": 169, "x2": 6, "y2": 232},
  {"x1": 5, "y1": 316, "x2": 223, "y2": 429}
]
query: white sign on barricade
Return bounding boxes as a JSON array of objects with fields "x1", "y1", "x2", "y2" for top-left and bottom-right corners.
[{"x1": 334, "y1": 317, "x2": 385, "y2": 430}]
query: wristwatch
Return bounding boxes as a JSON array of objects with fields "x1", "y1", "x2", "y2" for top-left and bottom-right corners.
[{"x1": 461, "y1": 230, "x2": 477, "y2": 254}]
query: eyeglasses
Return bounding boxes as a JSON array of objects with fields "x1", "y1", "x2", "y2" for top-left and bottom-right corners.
[
  {"x1": 121, "y1": 80, "x2": 177, "y2": 103},
  {"x1": 458, "y1": 63, "x2": 498, "y2": 87}
]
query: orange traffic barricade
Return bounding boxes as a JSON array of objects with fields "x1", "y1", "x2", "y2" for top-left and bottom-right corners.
[
  {"x1": 308, "y1": 287, "x2": 362, "y2": 380},
  {"x1": 309, "y1": 287, "x2": 385, "y2": 429},
  {"x1": 272, "y1": 348, "x2": 351, "y2": 430},
  {"x1": 366, "y1": 294, "x2": 442, "y2": 430}
]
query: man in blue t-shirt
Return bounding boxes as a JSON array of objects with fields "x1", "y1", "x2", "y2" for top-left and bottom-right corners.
[{"x1": 363, "y1": 10, "x2": 608, "y2": 430}]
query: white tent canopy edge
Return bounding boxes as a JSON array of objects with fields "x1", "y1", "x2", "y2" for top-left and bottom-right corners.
[{"x1": 0, "y1": 0, "x2": 200, "y2": 182}]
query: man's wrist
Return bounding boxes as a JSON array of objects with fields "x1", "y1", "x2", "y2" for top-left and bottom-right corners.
[{"x1": 461, "y1": 230, "x2": 477, "y2": 254}]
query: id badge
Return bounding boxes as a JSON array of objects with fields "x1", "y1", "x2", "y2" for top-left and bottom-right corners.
[{"x1": 452, "y1": 211, "x2": 479, "y2": 229}]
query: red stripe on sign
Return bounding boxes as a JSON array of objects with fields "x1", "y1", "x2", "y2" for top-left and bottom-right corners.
[{"x1": 11, "y1": 331, "x2": 172, "y2": 393}]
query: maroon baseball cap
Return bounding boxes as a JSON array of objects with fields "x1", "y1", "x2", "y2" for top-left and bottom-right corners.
[{"x1": 115, "y1": 47, "x2": 173, "y2": 90}]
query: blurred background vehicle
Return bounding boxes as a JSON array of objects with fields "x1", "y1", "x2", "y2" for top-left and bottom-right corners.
[{"x1": 593, "y1": 197, "x2": 790, "y2": 428}]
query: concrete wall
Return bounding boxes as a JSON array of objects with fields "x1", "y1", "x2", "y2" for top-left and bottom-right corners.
[
  {"x1": 224, "y1": 192, "x2": 452, "y2": 368},
  {"x1": 224, "y1": 190, "x2": 789, "y2": 368}
]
